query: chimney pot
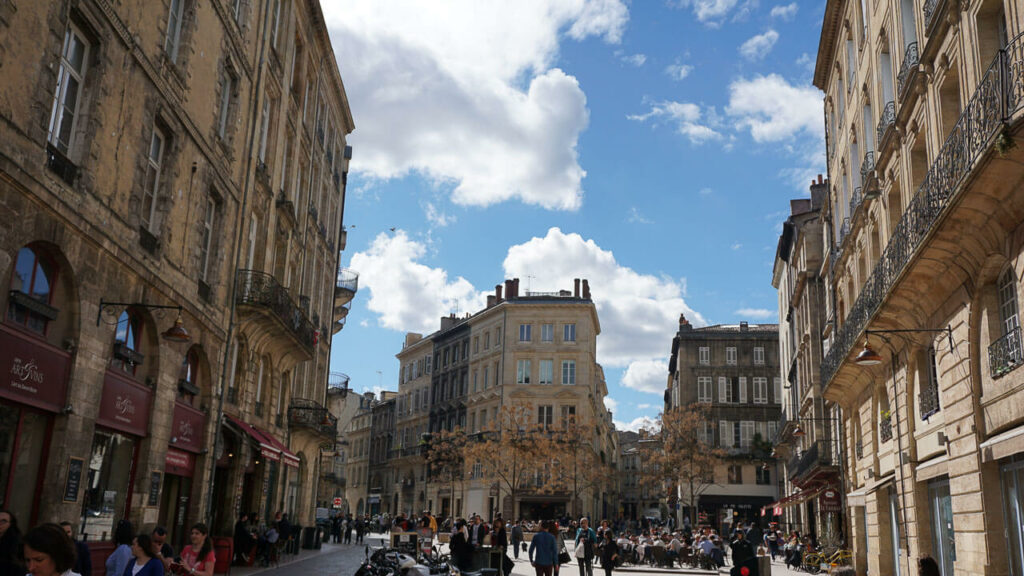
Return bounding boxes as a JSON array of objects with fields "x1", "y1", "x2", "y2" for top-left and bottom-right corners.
[
  {"x1": 495, "y1": 284, "x2": 503, "y2": 302},
  {"x1": 582, "y1": 279, "x2": 590, "y2": 299},
  {"x1": 487, "y1": 295, "x2": 496, "y2": 308},
  {"x1": 740, "y1": 321, "x2": 749, "y2": 332},
  {"x1": 574, "y1": 278, "x2": 581, "y2": 298}
]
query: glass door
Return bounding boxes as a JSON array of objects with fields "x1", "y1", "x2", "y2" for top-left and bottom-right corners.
[
  {"x1": 889, "y1": 487, "x2": 903, "y2": 576},
  {"x1": 928, "y1": 478, "x2": 956, "y2": 575},
  {"x1": 1003, "y1": 458, "x2": 1024, "y2": 576}
]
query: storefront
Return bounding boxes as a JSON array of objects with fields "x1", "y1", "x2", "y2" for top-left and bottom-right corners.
[
  {"x1": 0, "y1": 323, "x2": 71, "y2": 526},
  {"x1": 160, "y1": 401, "x2": 205, "y2": 547},
  {"x1": 699, "y1": 494, "x2": 774, "y2": 531},
  {"x1": 81, "y1": 369, "x2": 152, "y2": 541},
  {"x1": 224, "y1": 415, "x2": 299, "y2": 523}
]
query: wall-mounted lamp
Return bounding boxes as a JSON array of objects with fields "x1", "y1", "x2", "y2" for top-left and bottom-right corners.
[{"x1": 97, "y1": 299, "x2": 191, "y2": 342}]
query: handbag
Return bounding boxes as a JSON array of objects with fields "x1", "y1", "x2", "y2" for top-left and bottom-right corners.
[
  {"x1": 575, "y1": 539, "x2": 586, "y2": 559},
  {"x1": 521, "y1": 542, "x2": 527, "y2": 552},
  {"x1": 559, "y1": 550, "x2": 572, "y2": 565}
]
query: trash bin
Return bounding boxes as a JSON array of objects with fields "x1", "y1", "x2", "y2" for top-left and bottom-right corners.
[{"x1": 302, "y1": 526, "x2": 317, "y2": 549}]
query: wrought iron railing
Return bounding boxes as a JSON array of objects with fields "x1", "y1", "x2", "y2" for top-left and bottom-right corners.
[
  {"x1": 877, "y1": 101, "x2": 896, "y2": 147},
  {"x1": 336, "y1": 268, "x2": 359, "y2": 294},
  {"x1": 850, "y1": 187, "x2": 863, "y2": 220},
  {"x1": 789, "y1": 440, "x2": 833, "y2": 481},
  {"x1": 329, "y1": 372, "x2": 350, "y2": 390},
  {"x1": 822, "y1": 34, "x2": 1024, "y2": 389},
  {"x1": 838, "y1": 218, "x2": 851, "y2": 245},
  {"x1": 860, "y1": 151, "x2": 876, "y2": 184},
  {"x1": 919, "y1": 374, "x2": 941, "y2": 419},
  {"x1": 923, "y1": 0, "x2": 944, "y2": 36},
  {"x1": 855, "y1": 439, "x2": 864, "y2": 459},
  {"x1": 235, "y1": 269, "x2": 316, "y2": 352},
  {"x1": 897, "y1": 42, "x2": 919, "y2": 98},
  {"x1": 289, "y1": 398, "x2": 337, "y2": 440},
  {"x1": 879, "y1": 416, "x2": 893, "y2": 443},
  {"x1": 989, "y1": 326, "x2": 1023, "y2": 378}
]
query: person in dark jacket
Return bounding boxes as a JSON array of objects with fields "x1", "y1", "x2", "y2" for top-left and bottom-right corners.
[
  {"x1": 529, "y1": 520, "x2": 559, "y2": 576},
  {"x1": 123, "y1": 533, "x2": 165, "y2": 576},
  {"x1": 450, "y1": 519, "x2": 474, "y2": 572},
  {"x1": 234, "y1": 513, "x2": 255, "y2": 564},
  {"x1": 0, "y1": 509, "x2": 24, "y2": 575},
  {"x1": 574, "y1": 518, "x2": 597, "y2": 576},
  {"x1": 60, "y1": 521, "x2": 92, "y2": 576},
  {"x1": 510, "y1": 521, "x2": 525, "y2": 559},
  {"x1": 599, "y1": 531, "x2": 618, "y2": 576},
  {"x1": 729, "y1": 530, "x2": 756, "y2": 576}
]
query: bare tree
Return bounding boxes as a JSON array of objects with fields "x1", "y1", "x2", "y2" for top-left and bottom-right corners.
[
  {"x1": 550, "y1": 420, "x2": 618, "y2": 517},
  {"x1": 425, "y1": 427, "x2": 468, "y2": 518},
  {"x1": 638, "y1": 404, "x2": 726, "y2": 525}
]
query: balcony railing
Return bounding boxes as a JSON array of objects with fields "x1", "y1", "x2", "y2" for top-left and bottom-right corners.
[
  {"x1": 838, "y1": 218, "x2": 851, "y2": 245},
  {"x1": 880, "y1": 416, "x2": 893, "y2": 443},
  {"x1": 336, "y1": 268, "x2": 359, "y2": 296},
  {"x1": 877, "y1": 101, "x2": 896, "y2": 150},
  {"x1": 788, "y1": 440, "x2": 834, "y2": 482},
  {"x1": 822, "y1": 34, "x2": 1024, "y2": 389},
  {"x1": 989, "y1": 326, "x2": 1024, "y2": 378},
  {"x1": 329, "y1": 372, "x2": 350, "y2": 390},
  {"x1": 849, "y1": 187, "x2": 863, "y2": 220},
  {"x1": 919, "y1": 374, "x2": 941, "y2": 419},
  {"x1": 235, "y1": 269, "x2": 316, "y2": 352},
  {"x1": 289, "y1": 398, "x2": 337, "y2": 440},
  {"x1": 860, "y1": 151, "x2": 877, "y2": 193},
  {"x1": 897, "y1": 42, "x2": 919, "y2": 99},
  {"x1": 923, "y1": 0, "x2": 945, "y2": 36}
]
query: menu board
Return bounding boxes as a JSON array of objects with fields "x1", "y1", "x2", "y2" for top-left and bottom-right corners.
[{"x1": 63, "y1": 457, "x2": 84, "y2": 502}]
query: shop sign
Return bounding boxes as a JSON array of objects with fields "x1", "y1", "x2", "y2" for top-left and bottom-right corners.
[
  {"x1": 819, "y1": 488, "x2": 842, "y2": 513},
  {"x1": 63, "y1": 457, "x2": 85, "y2": 502},
  {"x1": 148, "y1": 471, "x2": 162, "y2": 506},
  {"x1": 98, "y1": 370, "x2": 153, "y2": 436},
  {"x1": 165, "y1": 448, "x2": 195, "y2": 476},
  {"x1": 0, "y1": 324, "x2": 71, "y2": 413},
  {"x1": 171, "y1": 402, "x2": 206, "y2": 453}
]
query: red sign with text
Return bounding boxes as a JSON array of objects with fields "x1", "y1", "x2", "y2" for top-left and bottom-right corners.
[
  {"x1": 171, "y1": 402, "x2": 206, "y2": 453},
  {"x1": 165, "y1": 447, "x2": 195, "y2": 476},
  {"x1": 97, "y1": 370, "x2": 152, "y2": 437},
  {"x1": 0, "y1": 324, "x2": 71, "y2": 413}
]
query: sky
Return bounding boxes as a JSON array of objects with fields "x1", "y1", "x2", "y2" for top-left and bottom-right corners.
[{"x1": 322, "y1": 0, "x2": 827, "y2": 432}]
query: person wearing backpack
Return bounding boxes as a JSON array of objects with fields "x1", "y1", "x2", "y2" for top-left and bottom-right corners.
[{"x1": 574, "y1": 518, "x2": 597, "y2": 576}]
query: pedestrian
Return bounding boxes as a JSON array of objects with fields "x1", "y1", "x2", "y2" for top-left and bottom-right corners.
[
  {"x1": 599, "y1": 530, "x2": 618, "y2": 576},
  {"x1": 123, "y1": 532, "x2": 164, "y2": 576},
  {"x1": 574, "y1": 518, "x2": 597, "y2": 576},
  {"x1": 332, "y1": 515, "x2": 342, "y2": 543},
  {"x1": 729, "y1": 530, "x2": 756, "y2": 576},
  {"x1": 529, "y1": 520, "x2": 559, "y2": 576},
  {"x1": 106, "y1": 520, "x2": 134, "y2": 576},
  {"x1": 919, "y1": 556, "x2": 941, "y2": 576},
  {"x1": 173, "y1": 523, "x2": 216, "y2": 576},
  {"x1": 450, "y1": 520, "x2": 473, "y2": 572},
  {"x1": 764, "y1": 524, "x2": 779, "y2": 561},
  {"x1": 344, "y1": 515, "x2": 353, "y2": 544},
  {"x1": 151, "y1": 526, "x2": 174, "y2": 570},
  {"x1": 469, "y1": 515, "x2": 489, "y2": 549},
  {"x1": 234, "y1": 513, "x2": 254, "y2": 564},
  {"x1": 20, "y1": 523, "x2": 77, "y2": 576},
  {"x1": 356, "y1": 516, "x2": 365, "y2": 543},
  {"x1": 0, "y1": 509, "x2": 24, "y2": 575},
  {"x1": 511, "y1": 520, "x2": 524, "y2": 560},
  {"x1": 60, "y1": 522, "x2": 92, "y2": 576}
]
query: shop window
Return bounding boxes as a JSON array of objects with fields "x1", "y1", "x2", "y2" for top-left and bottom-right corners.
[
  {"x1": 7, "y1": 246, "x2": 58, "y2": 334},
  {"x1": 81, "y1": 429, "x2": 137, "y2": 542},
  {"x1": 112, "y1": 309, "x2": 143, "y2": 374},
  {"x1": 0, "y1": 404, "x2": 49, "y2": 526}
]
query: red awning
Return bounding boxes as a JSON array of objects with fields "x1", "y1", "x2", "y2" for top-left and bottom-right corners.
[
  {"x1": 257, "y1": 426, "x2": 300, "y2": 468},
  {"x1": 762, "y1": 486, "x2": 825, "y2": 512},
  {"x1": 224, "y1": 414, "x2": 300, "y2": 468}
]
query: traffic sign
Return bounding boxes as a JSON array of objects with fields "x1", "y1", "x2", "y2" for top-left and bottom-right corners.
[{"x1": 333, "y1": 497, "x2": 343, "y2": 508}]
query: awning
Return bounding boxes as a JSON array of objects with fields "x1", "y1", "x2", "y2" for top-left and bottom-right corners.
[
  {"x1": 762, "y1": 486, "x2": 825, "y2": 513},
  {"x1": 224, "y1": 414, "x2": 299, "y2": 467}
]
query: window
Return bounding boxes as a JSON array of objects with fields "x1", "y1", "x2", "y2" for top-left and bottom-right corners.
[
  {"x1": 519, "y1": 324, "x2": 531, "y2": 342},
  {"x1": 538, "y1": 405, "x2": 554, "y2": 428},
  {"x1": 473, "y1": 337, "x2": 479, "y2": 354},
  {"x1": 738, "y1": 377, "x2": 748, "y2": 404},
  {"x1": 199, "y1": 196, "x2": 217, "y2": 282},
  {"x1": 165, "y1": 0, "x2": 185, "y2": 63},
  {"x1": 699, "y1": 347, "x2": 710, "y2": 365},
  {"x1": 112, "y1": 310, "x2": 142, "y2": 374},
  {"x1": 719, "y1": 377, "x2": 732, "y2": 403},
  {"x1": 768, "y1": 421, "x2": 778, "y2": 441},
  {"x1": 483, "y1": 366, "x2": 489, "y2": 389},
  {"x1": 560, "y1": 405, "x2": 576, "y2": 427},
  {"x1": 218, "y1": 69, "x2": 235, "y2": 139},
  {"x1": 920, "y1": 346, "x2": 941, "y2": 419},
  {"x1": 484, "y1": 332, "x2": 490, "y2": 349},
  {"x1": 740, "y1": 421, "x2": 754, "y2": 448},
  {"x1": 495, "y1": 328, "x2": 501, "y2": 345},
  {"x1": 756, "y1": 467, "x2": 771, "y2": 485},
  {"x1": 719, "y1": 420, "x2": 732, "y2": 447},
  {"x1": 753, "y1": 377, "x2": 768, "y2": 404},
  {"x1": 727, "y1": 464, "x2": 743, "y2": 484},
  {"x1": 998, "y1": 267, "x2": 1020, "y2": 339},
  {"x1": 541, "y1": 324, "x2": 554, "y2": 342},
  {"x1": 774, "y1": 377, "x2": 783, "y2": 404},
  {"x1": 564, "y1": 323, "x2": 576, "y2": 342},
  {"x1": 697, "y1": 377, "x2": 713, "y2": 403},
  {"x1": 539, "y1": 360, "x2": 553, "y2": 385},
  {"x1": 561, "y1": 360, "x2": 576, "y2": 385},
  {"x1": 141, "y1": 126, "x2": 167, "y2": 231},
  {"x1": 516, "y1": 360, "x2": 531, "y2": 384},
  {"x1": 48, "y1": 24, "x2": 90, "y2": 155},
  {"x1": 754, "y1": 347, "x2": 765, "y2": 365},
  {"x1": 726, "y1": 347, "x2": 737, "y2": 365},
  {"x1": 257, "y1": 97, "x2": 270, "y2": 163},
  {"x1": 425, "y1": 355, "x2": 432, "y2": 374},
  {"x1": 269, "y1": 0, "x2": 281, "y2": 49},
  {"x1": 7, "y1": 246, "x2": 57, "y2": 334}
]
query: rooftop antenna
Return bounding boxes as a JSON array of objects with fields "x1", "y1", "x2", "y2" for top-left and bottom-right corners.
[{"x1": 526, "y1": 275, "x2": 535, "y2": 292}]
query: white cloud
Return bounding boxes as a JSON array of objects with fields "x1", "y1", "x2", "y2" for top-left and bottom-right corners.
[
  {"x1": 324, "y1": 1, "x2": 630, "y2": 211},
  {"x1": 735, "y1": 308, "x2": 777, "y2": 319},
  {"x1": 726, "y1": 74, "x2": 823, "y2": 142},
  {"x1": 615, "y1": 416, "x2": 660, "y2": 433},
  {"x1": 699, "y1": 187, "x2": 714, "y2": 196},
  {"x1": 731, "y1": 243, "x2": 743, "y2": 250},
  {"x1": 622, "y1": 360, "x2": 669, "y2": 395},
  {"x1": 628, "y1": 100, "x2": 722, "y2": 144},
  {"x1": 796, "y1": 53, "x2": 815, "y2": 73},
  {"x1": 665, "y1": 63, "x2": 694, "y2": 80},
  {"x1": 348, "y1": 231, "x2": 489, "y2": 334},
  {"x1": 627, "y1": 207, "x2": 652, "y2": 224},
  {"x1": 770, "y1": 2, "x2": 798, "y2": 19},
  {"x1": 423, "y1": 202, "x2": 456, "y2": 227},
  {"x1": 637, "y1": 403, "x2": 654, "y2": 410},
  {"x1": 618, "y1": 52, "x2": 647, "y2": 66},
  {"x1": 739, "y1": 30, "x2": 779, "y2": 60},
  {"x1": 671, "y1": 0, "x2": 741, "y2": 25},
  {"x1": 503, "y1": 228, "x2": 706, "y2": 368},
  {"x1": 604, "y1": 397, "x2": 619, "y2": 413}
]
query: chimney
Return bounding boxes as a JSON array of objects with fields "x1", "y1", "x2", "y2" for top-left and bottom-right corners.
[
  {"x1": 740, "y1": 321, "x2": 749, "y2": 332},
  {"x1": 495, "y1": 284, "x2": 503, "y2": 302},
  {"x1": 512, "y1": 278, "x2": 520, "y2": 298},
  {"x1": 679, "y1": 314, "x2": 692, "y2": 331},
  {"x1": 440, "y1": 315, "x2": 457, "y2": 331},
  {"x1": 574, "y1": 278, "x2": 581, "y2": 298},
  {"x1": 582, "y1": 279, "x2": 590, "y2": 300},
  {"x1": 487, "y1": 295, "x2": 496, "y2": 308},
  {"x1": 504, "y1": 279, "x2": 513, "y2": 300}
]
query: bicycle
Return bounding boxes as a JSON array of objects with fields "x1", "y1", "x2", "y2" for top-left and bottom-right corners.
[{"x1": 825, "y1": 548, "x2": 853, "y2": 573}]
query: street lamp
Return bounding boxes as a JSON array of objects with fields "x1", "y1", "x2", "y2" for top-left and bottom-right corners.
[{"x1": 96, "y1": 299, "x2": 192, "y2": 342}]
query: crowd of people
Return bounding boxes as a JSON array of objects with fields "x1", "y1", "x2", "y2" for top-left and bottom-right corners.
[{"x1": 0, "y1": 508, "x2": 217, "y2": 576}]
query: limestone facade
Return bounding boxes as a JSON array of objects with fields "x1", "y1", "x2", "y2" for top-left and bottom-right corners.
[
  {"x1": 0, "y1": 0, "x2": 354, "y2": 552},
  {"x1": 813, "y1": 0, "x2": 1024, "y2": 571}
]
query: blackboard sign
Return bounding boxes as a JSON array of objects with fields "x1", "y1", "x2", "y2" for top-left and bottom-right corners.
[
  {"x1": 63, "y1": 457, "x2": 84, "y2": 502},
  {"x1": 148, "y1": 471, "x2": 162, "y2": 506}
]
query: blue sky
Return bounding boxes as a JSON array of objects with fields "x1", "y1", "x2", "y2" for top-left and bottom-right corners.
[{"x1": 323, "y1": 0, "x2": 826, "y2": 431}]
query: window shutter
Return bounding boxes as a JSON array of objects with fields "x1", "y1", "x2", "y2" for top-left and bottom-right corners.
[
  {"x1": 720, "y1": 420, "x2": 729, "y2": 446},
  {"x1": 719, "y1": 378, "x2": 728, "y2": 403},
  {"x1": 738, "y1": 377, "x2": 747, "y2": 404}
]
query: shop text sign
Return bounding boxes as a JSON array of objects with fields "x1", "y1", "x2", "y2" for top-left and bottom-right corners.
[
  {"x1": 98, "y1": 370, "x2": 152, "y2": 436},
  {"x1": 0, "y1": 325, "x2": 70, "y2": 412},
  {"x1": 171, "y1": 402, "x2": 206, "y2": 453}
]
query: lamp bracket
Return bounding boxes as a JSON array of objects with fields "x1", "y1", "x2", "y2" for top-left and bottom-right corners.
[
  {"x1": 864, "y1": 325, "x2": 954, "y2": 352},
  {"x1": 97, "y1": 299, "x2": 183, "y2": 326}
]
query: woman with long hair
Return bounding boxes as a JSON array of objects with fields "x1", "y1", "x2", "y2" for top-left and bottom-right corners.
[
  {"x1": 599, "y1": 531, "x2": 618, "y2": 576},
  {"x1": 173, "y1": 523, "x2": 214, "y2": 576},
  {"x1": 106, "y1": 520, "x2": 135, "y2": 576},
  {"x1": 21, "y1": 523, "x2": 77, "y2": 576},
  {"x1": 0, "y1": 509, "x2": 25, "y2": 575},
  {"x1": 124, "y1": 533, "x2": 164, "y2": 576}
]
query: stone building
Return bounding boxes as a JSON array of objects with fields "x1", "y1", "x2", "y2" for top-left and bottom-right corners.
[
  {"x1": 770, "y1": 177, "x2": 842, "y2": 542},
  {"x1": 812, "y1": 0, "x2": 1024, "y2": 570},
  {"x1": 666, "y1": 318, "x2": 782, "y2": 529},
  {"x1": 0, "y1": 0, "x2": 354, "y2": 553},
  {"x1": 392, "y1": 331, "x2": 434, "y2": 516},
  {"x1": 343, "y1": 392, "x2": 375, "y2": 517},
  {"x1": 369, "y1": 391, "x2": 397, "y2": 516},
  {"x1": 315, "y1": 372, "x2": 364, "y2": 513}
]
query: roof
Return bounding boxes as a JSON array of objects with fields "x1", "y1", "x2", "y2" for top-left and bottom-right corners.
[{"x1": 693, "y1": 324, "x2": 779, "y2": 333}]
